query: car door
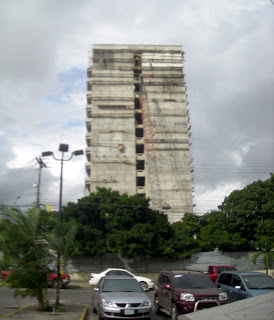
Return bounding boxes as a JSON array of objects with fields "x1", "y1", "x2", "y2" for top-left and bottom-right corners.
[
  {"x1": 161, "y1": 274, "x2": 172, "y2": 310},
  {"x1": 228, "y1": 274, "x2": 248, "y2": 301},
  {"x1": 157, "y1": 273, "x2": 168, "y2": 308},
  {"x1": 217, "y1": 273, "x2": 233, "y2": 299},
  {"x1": 93, "y1": 277, "x2": 103, "y2": 310}
]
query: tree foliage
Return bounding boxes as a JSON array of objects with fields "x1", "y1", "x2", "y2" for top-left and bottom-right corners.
[
  {"x1": 0, "y1": 207, "x2": 51, "y2": 310},
  {"x1": 199, "y1": 174, "x2": 274, "y2": 252},
  {"x1": 62, "y1": 188, "x2": 174, "y2": 258},
  {"x1": 0, "y1": 206, "x2": 79, "y2": 310}
]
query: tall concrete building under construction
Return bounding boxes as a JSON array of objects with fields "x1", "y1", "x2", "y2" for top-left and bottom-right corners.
[{"x1": 85, "y1": 45, "x2": 193, "y2": 223}]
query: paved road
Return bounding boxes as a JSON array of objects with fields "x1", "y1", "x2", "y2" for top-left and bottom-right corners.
[{"x1": 0, "y1": 286, "x2": 167, "y2": 320}]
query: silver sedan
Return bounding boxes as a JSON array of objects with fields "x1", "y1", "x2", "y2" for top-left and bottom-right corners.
[{"x1": 92, "y1": 276, "x2": 152, "y2": 320}]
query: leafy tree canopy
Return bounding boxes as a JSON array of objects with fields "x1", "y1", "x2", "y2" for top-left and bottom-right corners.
[{"x1": 199, "y1": 174, "x2": 274, "y2": 252}]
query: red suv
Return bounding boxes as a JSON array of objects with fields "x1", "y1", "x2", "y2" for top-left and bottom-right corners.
[{"x1": 155, "y1": 269, "x2": 228, "y2": 320}]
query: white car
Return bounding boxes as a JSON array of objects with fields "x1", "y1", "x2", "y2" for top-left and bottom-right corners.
[{"x1": 89, "y1": 268, "x2": 154, "y2": 290}]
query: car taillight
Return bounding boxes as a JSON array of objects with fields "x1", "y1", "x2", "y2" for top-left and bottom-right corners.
[{"x1": 90, "y1": 275, "x2": 94, "y2": 278}]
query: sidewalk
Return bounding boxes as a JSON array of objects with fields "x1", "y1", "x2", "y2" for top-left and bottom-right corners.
[
  {"x1": 0, "y1": 304, "x2": 88, "y2": 320},
  {"x1": 0, "y1": 281, "x2": 90, "y2": 320}
]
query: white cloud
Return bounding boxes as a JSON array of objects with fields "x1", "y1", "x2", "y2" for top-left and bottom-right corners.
[{"x1": 195, "y1": 181, "x2": 243, "y2": 215}]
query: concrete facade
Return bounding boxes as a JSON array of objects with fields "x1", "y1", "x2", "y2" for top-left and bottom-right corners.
[{"x1": 85, "y1": 45, "x2": 193, "y2": 223}]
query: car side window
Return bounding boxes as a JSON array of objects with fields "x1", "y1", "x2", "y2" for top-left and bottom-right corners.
[
  {"x1": 231, "y1": 275, "x2": 244, "y2": 290},
  {"x1": 218, "y1": 273, "x2": 226, "y2": 284},
  {"x1": 159, "y1": 274, "x2": 169, "y2": 285},
  {"x1": 219, "y1": 273, "x2": 232, "y2": 286},
  {"x1": 116, "y1": 271, "x2": 132, "y2": 277},
  {"x1": 106, "y1": 270, "x2": 116, "y2": 276}
]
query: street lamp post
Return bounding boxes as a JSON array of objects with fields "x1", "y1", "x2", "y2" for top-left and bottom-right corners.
[{"x1": 42, "y1": 144, "x2": 83, "y2": 306}]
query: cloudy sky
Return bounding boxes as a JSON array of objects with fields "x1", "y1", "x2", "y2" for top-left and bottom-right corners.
[{"x1": 0, "y1": 0, "x2": 273, "y2": 215}]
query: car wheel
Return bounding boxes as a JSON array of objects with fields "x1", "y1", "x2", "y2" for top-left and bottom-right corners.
[
  {"x1": 52, "y1": 279, "x2": 63, "y2": 289},
  {"x1": 154, "y1": 296, "x2": 161, "y2": 315},
  {"x1": 171, "y1": 303, "x2": 178, "y2": 320},
  {"x1": 140, "y1": 281, "x2": 148, "y2": 290}
]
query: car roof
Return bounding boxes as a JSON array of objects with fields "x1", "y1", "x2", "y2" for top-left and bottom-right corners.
[
  {"x1": 161, "y1": 269, "x2": 204, "y2": 275},
  {"x1": 105, "y1": 268, "x2": 130, "y2": 272},
  {"x1": 102, "y1": 275, "x2": 138, "y2": 280},
  {"x1": 220, "y1": 271, "x2": 268, "y2": 276}
]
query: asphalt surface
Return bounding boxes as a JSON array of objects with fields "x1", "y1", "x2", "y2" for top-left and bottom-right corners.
[{"x1": 1, "y1": 282, "x2": 273, "y2": 320}]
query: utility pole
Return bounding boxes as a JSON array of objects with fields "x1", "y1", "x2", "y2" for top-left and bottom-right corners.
[{"x1": 35, "y1": 157, "x2": 47, "y2": 207}]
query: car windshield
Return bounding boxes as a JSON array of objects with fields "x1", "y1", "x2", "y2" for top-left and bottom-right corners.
[
  {"x1": 174, "y1": 274, "x2": 215, "y2": 289},
  {"x1": 243, "y1": 274, "x2": 274, "y2": 289},
  {"x1": 102, "y1": 279, "x2": 143, "y2": 292}
]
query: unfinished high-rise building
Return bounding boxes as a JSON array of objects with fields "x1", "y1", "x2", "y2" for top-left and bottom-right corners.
[{"x1": 85, "y1": 45, "x2": 193, "y2": 223}]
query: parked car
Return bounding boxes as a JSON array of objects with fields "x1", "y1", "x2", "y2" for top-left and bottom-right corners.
[
  {"x1": 1, "y1": 268, "x2": 70, "y2": 289},
  {"x1": 205, "y1": 265, "x2": 238, "y2": 283},
  {"x1": 216, "y1": 270, "x2": 274, "y2": 302},
  {"x1": 92, "y1": 276, "x2": 152, "y2": 319},
  {"x1": 89, "y1": 268, "x2": 154, "y2": 290},
  {"x1": 155, "y1": 269, "x2": 228, "y2": 320}
]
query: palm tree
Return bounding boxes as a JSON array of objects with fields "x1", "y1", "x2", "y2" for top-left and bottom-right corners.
[
  {"x1": 0, "y1": 206, "x2": 52, "y2": 310},
  {"x1": 252, "y1": 236, "x2": 274, "y2": 275}
]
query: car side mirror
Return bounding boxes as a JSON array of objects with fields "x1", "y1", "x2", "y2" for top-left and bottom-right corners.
[
  {"x1": 93, "y1": 287, "x2": 99, "y2": 292},
  {"x1": 235, "y1": 285, "x2": 241, "y2": 290},
  {"x1": 164, "y1": 284, "x2": 171, "y2": 289},
  {"x1": 143, "y1": 288, "x2": 150, "y2": 292},
  {"x1": 216, "y1": 283, "x2": 220, "y2": 288}
]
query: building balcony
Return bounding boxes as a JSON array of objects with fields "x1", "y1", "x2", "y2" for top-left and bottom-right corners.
[
  {"x1": 86, "y1": 133, "x2": 91, "y2": 147},
  {"x1": 86, "y1": 119, "x2": 92, "y2": 132},
  {"x1": 136, "y1": 137, "x2": 144, "y2": 144},
  {"x1": 86, "y1": 148, "x2": 91, "y2": 162},
  {"x1": 136, "y1": 170, "x2": 145, "y2": 177},
  {"x1": 137, "y1": 186, "x2": 146, "y2": 194},
  {"x1": 85, "y1": 162, "x2": 91, "y2": 176},
  {"x1": 86, "y1": 105, "x2": 92, "y2": 118},
  {"x1": 136, "y1": 153, "x2": 145, "y2": 160}
]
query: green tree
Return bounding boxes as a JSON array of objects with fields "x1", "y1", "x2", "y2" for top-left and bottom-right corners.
[
  {"x1": 199, "y1": 210, "x2": 247, "y2": 251},
  {"x1": 199, "y1": 174, "x2": 274, "y2": 251},
  {"x1": 62, "y1": 187, "x2": 173, "y2": 258},
  {"x1": 252, "y1": 236, "x2": 274, "y2": 275},
  {"x1": 164, "y1": 213, "x2": 200, "y2": 258},
  {"x1": 0, "y1": 207, "x2": 52, "y2": 311},
  {"x1": 47, "y1": 217, "x2": 78, "y2": 275}
]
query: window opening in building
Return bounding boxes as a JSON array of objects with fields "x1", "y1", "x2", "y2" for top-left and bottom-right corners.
[
  {"x1": 134, "y1": 83, "x2": 140, "y2": 92},
  {"x1": 87, "y1": 97, "x2": 92, "y2": 104},
  {"x1": 135, "y1": 128, "x2": 143, "y2": 137},
  {"x1": 136, "y1": 144, "x2": 144, "y2": 154},
  {"x1": 134, "y1": 69, "x2": 141, "y2": 79},
  {"x1": 136, "y1": 160, "x2": 145, "y2": 170},
  {"x1": 87, "y1": 83, "x2": 92, "y2": 91},
  {"x1": 137, "y1": 177, "x2": 145, "y2": 187},
  {"x1": 137, "y1": 193, "x2": 146, "y2": 197},
  {"x1": 135, "y1": 113, "x2": 142, "y2": 125},
  {"x1": 134, "y1": 55, "x2": 141, "y2": 66},
  {"x1": 135, "y1": 98, "x2": 140, "y2": 109},
  {"x1": 87, "y1": 69, "x2": 92, "y2": 77}
]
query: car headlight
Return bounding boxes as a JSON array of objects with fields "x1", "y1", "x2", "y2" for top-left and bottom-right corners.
[
  {"x1": 141, "y1": 299, "x2": 151, "y2": 307},
  {"x1": 180, "y1": 293, "x2": 195, "y2": 301},
  {"x1": 102, "y1": 299, "x2": 117, "y2": 307},
  {"x1": 218, "y1": 292, "x2": 228, "y2": 301}
]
